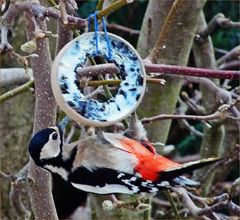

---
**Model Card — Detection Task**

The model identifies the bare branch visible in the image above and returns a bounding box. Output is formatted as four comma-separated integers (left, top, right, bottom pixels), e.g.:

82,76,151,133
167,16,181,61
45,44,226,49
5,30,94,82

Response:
141,99,240,124
172,186,240,218
10,164,31,220
180,119,204,137
195,13,240,42
0,1,86,53
144,63,240,80
215,48,228,55
77,63,120,78
0,79,34,104
108,23,140,35
75,62,240,84
0,1,86,41
0,25,12,51
141,112,220,124
1,164,30,219
218,60,240,70
96,0,134,19
217,46,240,67
0,68,32,86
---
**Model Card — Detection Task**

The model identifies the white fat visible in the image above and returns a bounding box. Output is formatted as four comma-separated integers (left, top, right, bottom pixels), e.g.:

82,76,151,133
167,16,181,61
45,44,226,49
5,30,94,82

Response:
71,183,134,195
44,165,68,180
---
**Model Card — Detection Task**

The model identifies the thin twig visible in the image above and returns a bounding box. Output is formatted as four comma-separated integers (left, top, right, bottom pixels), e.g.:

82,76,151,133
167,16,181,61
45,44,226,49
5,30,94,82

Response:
108,23,140,35
180,119,204,137
0,79,34,104
164,190,181,220
83,78,165,87
141,112,219,124
141,99,240,124
218,60,240,70
217,46,240,67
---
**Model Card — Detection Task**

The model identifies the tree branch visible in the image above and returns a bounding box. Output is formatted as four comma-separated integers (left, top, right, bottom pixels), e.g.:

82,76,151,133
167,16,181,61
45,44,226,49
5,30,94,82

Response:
77,62,240,80
218,60,240,70
1,164,30,220
0,79,34,104
171,186,240,218
107,23,140,35
96,0,134,19
77,63,120,78
141,99,240,124
0,0,86,52
144,63,240,80
0,68,31,86
217,46,240,67
195,13,240,43
1,1,87,28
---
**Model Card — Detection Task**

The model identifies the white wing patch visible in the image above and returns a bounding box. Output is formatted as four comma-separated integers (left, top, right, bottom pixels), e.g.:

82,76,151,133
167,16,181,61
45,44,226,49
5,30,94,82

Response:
71,183,135,194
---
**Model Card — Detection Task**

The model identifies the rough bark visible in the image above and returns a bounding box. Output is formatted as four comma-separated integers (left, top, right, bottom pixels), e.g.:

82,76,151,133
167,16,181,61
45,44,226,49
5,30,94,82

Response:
25,11,58,220
138,0,207,144
192,11,225,195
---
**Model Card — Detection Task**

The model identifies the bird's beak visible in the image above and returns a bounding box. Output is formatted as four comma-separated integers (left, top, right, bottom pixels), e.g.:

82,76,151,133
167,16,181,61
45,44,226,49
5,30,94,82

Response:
57,116,70,133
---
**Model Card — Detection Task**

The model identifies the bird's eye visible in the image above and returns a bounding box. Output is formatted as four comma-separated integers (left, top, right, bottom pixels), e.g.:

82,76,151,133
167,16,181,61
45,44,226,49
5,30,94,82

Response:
52,132,58,140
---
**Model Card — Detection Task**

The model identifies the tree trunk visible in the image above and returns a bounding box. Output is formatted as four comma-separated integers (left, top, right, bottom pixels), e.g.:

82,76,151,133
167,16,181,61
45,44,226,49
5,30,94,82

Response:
138,0,207,145
25,12,58,220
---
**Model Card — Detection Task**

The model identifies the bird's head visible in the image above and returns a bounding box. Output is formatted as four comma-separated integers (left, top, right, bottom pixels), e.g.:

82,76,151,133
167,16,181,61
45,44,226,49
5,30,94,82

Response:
28,116,69,166
28,127,62,166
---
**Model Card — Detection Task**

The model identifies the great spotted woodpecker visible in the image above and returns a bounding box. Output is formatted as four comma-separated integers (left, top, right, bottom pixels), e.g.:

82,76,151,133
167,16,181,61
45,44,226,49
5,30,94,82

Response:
29,115,219,195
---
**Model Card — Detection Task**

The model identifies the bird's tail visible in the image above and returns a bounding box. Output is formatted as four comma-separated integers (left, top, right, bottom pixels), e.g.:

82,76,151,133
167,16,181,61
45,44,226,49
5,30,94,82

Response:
159,157,221,183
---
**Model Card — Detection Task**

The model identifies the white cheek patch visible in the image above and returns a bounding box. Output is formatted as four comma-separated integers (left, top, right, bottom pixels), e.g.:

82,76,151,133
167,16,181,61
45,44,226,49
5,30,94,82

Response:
40,140,61,160
71,183,134,195
44,165,68,180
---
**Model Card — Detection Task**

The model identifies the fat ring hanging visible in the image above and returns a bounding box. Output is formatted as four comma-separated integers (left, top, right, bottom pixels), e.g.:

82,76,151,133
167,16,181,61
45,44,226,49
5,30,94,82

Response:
51,32,146,127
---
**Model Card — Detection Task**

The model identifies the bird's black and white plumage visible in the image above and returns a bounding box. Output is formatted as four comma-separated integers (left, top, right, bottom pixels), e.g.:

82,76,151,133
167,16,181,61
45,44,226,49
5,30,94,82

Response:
28,116,219,195
52,173,88,219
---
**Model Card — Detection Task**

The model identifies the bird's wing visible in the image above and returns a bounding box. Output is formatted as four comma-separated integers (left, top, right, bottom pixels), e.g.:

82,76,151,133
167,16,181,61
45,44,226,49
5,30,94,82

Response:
68,166,167,194
99,132,181,181
101,132,154,156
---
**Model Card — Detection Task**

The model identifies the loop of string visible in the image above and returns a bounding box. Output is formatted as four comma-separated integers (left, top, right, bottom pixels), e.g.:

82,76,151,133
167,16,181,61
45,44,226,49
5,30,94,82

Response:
87,12,112,60
102,17,112,60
